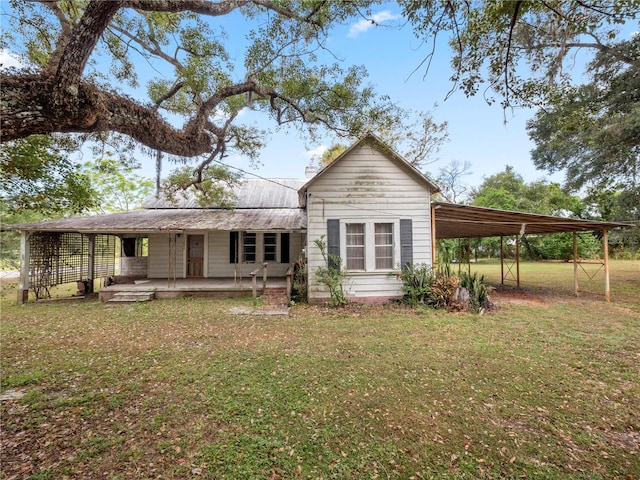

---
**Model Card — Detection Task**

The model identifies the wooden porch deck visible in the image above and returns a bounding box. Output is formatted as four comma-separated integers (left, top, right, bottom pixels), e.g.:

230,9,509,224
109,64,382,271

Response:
99,277,288,302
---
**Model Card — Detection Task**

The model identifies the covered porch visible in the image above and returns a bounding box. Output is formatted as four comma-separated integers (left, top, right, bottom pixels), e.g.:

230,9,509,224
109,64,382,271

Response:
99,276,291,303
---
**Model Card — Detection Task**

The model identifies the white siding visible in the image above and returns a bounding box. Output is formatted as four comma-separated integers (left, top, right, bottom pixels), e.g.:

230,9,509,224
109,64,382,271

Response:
306,144,433,302
148,233,185,278
147,230,304,279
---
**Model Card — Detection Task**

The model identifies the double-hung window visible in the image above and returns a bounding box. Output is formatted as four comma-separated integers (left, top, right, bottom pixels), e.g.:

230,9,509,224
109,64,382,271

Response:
264,233,277,261
243,232,256,262
346,223,365,270
374,223,394,269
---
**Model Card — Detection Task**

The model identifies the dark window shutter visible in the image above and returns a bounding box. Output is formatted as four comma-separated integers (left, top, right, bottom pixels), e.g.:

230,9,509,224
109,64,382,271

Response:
229,231,239,263
280,233,290,264
327,219,340,270
400,219,413,270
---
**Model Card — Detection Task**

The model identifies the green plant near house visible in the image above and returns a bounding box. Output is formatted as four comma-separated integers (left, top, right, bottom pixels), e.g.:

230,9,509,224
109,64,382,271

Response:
393,263,434,306
313,235,348,307
291,253,308,304
460,271,490,314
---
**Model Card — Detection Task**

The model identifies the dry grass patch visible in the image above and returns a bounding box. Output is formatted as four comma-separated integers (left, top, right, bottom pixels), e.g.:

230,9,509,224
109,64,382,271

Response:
1,261,639,479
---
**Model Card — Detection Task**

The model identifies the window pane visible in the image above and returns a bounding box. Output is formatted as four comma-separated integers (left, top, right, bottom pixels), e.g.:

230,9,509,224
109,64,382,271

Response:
264,233,277,261
346,224,365,270
375,223,393,269
243,232,256,262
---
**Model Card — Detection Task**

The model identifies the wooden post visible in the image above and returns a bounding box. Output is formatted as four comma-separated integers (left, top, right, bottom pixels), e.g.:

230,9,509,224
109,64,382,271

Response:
603,228,610,302
262,262,268,291
87,234,96,294
17,231,31,304
500,236,504,285
467,238,471,276
431,204,437,267
252,272,257,306
515,235,520,287
573,231,579,297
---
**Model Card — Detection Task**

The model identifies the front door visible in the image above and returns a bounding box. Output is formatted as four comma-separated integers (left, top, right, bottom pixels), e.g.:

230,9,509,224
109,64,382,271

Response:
187,235,204,277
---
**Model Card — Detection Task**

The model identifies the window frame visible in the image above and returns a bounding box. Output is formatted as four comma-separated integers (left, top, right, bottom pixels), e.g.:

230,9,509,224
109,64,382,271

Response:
345,223,366,271
340,220,399,272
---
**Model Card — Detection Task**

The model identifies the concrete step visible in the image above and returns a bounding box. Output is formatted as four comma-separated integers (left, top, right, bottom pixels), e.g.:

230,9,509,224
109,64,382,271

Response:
107,291,155,303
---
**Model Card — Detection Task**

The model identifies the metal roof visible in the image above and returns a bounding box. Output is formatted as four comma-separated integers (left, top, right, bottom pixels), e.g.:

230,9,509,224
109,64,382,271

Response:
143,178,305,209
432,202,631,239
4,208,306,233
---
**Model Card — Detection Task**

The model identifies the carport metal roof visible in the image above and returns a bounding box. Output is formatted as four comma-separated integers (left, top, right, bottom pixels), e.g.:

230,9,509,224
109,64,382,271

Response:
432,202,631,239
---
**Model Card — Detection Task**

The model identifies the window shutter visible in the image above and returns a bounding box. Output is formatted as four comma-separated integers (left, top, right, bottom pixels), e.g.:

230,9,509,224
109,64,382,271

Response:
327,219,340,270
229,231,239,263
400,219,413,270
280,233,290,264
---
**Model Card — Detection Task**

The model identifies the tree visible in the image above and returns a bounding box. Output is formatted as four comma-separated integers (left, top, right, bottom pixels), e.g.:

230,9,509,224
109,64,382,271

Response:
1,0,399,202
0,135,95,215
434,159,472,203
81,158,154,214
527,36,639,199
318,144,348,168
468,166,595,260
400,1,640,108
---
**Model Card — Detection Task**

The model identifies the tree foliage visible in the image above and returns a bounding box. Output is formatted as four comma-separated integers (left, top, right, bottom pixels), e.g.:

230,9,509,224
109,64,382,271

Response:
81,158,154,214
0,0,399,198
401,0,640,107
0,135,95,215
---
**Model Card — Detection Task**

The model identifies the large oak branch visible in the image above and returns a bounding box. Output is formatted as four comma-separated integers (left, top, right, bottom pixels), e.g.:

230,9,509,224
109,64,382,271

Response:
1,73,214,156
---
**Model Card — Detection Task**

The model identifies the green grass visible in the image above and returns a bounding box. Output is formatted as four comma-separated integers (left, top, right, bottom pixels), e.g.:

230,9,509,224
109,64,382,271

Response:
1,261,638,479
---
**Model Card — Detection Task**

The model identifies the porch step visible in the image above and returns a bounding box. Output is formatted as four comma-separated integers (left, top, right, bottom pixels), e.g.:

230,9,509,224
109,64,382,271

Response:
261,287,289,307
107,291,155,303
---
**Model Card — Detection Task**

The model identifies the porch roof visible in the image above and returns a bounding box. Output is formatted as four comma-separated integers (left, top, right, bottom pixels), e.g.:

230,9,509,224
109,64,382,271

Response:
4,208,306,234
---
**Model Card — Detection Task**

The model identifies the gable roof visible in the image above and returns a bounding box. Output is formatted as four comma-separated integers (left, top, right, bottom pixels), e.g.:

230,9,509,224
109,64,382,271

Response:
298,132,440,206
143,178,305,209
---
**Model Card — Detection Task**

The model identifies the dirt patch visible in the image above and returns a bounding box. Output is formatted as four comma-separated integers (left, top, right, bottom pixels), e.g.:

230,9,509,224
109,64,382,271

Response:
488,285,548,306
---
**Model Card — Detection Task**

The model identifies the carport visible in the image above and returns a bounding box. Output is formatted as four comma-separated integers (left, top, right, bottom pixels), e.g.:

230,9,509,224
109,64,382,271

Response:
431,202,632,302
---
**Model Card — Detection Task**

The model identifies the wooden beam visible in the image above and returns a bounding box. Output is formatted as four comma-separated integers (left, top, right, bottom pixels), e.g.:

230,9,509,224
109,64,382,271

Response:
87,234,96,294
515,234,520,287
603,228,610,302
17,231,31,304
573,231,579,297
431,204,437,267
500,236,504,285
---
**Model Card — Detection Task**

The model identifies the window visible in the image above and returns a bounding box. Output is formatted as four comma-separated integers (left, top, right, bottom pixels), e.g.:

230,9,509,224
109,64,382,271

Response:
346,223,365,270
264,233,277,261
375,223,394,269
243,232,256,262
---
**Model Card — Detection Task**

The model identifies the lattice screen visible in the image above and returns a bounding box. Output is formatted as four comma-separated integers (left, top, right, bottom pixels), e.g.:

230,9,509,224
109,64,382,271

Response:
29,233,116,298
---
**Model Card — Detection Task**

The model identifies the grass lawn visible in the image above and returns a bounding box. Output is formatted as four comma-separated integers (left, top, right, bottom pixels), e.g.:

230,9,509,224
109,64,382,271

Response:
1,260,638,479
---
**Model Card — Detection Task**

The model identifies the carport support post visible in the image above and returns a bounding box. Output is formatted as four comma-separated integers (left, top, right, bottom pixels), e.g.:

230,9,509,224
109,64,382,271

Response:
87,234,96,294
573,231,579,297
431,204,437,267
17,231,31,304
500,236,504,285
604,228,610,303
515,235,520,287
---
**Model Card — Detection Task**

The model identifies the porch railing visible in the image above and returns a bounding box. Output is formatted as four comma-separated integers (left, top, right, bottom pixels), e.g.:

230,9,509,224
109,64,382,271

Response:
250,262,268,306
285,265,294,303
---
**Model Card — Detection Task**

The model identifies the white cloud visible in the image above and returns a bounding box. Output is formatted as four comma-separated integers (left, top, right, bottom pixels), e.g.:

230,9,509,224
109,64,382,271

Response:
347,10,399,38
0,50,23,70
305,144,328,162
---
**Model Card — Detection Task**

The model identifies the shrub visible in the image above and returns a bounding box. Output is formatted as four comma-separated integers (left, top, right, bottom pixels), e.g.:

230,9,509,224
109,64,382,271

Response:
313,235,347,307
394,263,434,306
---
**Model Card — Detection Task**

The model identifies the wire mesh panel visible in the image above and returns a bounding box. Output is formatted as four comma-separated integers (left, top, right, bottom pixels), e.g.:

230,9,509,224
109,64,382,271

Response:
29,233,116,298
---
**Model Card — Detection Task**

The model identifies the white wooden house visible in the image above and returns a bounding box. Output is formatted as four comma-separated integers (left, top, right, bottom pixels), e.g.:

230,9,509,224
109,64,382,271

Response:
300,134,439,303
8,132,625,304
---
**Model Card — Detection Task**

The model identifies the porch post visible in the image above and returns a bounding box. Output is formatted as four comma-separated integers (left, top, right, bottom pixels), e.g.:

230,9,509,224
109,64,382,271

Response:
17,231,31,304
573,231,579,297
87,234,96,294
500,236,504,285
603,228,610,303
430,204,437,267
515,234,520,287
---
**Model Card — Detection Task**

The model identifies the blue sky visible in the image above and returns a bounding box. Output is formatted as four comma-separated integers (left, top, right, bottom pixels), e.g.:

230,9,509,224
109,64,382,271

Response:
153,4,561,189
